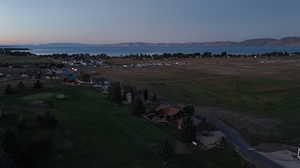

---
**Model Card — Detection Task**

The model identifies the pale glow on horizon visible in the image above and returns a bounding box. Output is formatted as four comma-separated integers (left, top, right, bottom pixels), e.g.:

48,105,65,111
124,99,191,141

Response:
1,0,300,45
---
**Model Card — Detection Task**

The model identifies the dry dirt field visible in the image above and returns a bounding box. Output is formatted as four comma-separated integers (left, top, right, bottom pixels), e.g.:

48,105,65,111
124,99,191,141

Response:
84,57,300,145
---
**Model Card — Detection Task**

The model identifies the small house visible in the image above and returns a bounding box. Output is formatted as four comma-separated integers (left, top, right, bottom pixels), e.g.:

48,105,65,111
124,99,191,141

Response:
152,104,184,129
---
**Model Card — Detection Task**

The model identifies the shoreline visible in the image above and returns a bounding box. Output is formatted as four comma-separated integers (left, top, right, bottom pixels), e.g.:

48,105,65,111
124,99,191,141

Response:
17,45,300,56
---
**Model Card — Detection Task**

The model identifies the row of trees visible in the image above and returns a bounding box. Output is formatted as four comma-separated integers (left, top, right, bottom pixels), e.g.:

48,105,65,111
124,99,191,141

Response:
109,81,155,102
109,82,150,116
0,48,34,56
4,80,43,95
42,53,110,62
37,51,300,64
119,51,298,60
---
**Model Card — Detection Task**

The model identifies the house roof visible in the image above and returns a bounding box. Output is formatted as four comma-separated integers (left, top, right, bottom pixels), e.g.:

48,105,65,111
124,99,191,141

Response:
155,104,171,112
162,107,180,116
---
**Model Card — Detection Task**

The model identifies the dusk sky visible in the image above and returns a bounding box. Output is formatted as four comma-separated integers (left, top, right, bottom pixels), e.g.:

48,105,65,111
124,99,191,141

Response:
1,0,300,44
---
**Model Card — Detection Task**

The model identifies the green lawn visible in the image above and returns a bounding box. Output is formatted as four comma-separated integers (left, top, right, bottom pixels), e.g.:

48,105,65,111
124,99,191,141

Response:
21,92,56,101
144,77,300,144
149,77,300,119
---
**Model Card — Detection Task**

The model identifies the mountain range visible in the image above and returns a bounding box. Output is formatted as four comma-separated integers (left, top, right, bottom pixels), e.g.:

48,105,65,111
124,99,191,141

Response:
23,36,300,48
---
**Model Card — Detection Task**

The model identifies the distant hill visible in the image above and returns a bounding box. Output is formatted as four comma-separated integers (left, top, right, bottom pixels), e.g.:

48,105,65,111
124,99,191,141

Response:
108,37,300,47
30,43,99,48
238,37,300,46
272,37,300,46
239,38,278,46
20,36,300,48
102,37,300,47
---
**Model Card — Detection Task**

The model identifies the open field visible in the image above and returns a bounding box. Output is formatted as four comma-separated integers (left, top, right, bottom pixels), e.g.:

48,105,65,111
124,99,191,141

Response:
0,86,241,168
86,57,300,145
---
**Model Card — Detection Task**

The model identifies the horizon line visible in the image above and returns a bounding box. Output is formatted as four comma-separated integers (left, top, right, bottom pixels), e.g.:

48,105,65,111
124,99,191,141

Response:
1,36,300,46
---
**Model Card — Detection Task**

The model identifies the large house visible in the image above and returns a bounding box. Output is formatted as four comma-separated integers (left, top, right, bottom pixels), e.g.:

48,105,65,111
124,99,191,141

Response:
147,104,184,129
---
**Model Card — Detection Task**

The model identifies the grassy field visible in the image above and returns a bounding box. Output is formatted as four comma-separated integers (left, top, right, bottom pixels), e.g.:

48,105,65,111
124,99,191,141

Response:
149,76,300,144
88,57,300,145
0,86,241,168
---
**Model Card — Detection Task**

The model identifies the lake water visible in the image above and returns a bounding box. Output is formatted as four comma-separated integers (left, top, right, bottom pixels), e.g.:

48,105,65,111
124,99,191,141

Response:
28,46,300,56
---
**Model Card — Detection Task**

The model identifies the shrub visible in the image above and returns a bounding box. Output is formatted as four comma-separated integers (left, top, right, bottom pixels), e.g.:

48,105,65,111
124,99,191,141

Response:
80,73,91,82
4,84,13,95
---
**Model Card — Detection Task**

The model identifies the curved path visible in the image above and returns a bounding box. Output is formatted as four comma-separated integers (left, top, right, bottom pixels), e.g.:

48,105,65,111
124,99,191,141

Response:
195,111,283,168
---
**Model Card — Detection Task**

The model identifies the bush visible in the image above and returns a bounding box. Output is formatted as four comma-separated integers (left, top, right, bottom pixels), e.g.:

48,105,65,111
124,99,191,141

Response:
4,84,13,95
80,73,91,82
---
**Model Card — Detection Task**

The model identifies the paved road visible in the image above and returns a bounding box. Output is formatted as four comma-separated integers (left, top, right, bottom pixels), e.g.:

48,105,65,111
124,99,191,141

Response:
196,111,283,168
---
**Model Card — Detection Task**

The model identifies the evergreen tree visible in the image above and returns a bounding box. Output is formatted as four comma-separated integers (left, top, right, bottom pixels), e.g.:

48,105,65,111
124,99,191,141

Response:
221,51,227,57
181,117,196,142
18,81,25,90
130,87,137,102
152,93,157,102
132,97,146,116
33,80,43,89
111,82,122,104
144,89,149,101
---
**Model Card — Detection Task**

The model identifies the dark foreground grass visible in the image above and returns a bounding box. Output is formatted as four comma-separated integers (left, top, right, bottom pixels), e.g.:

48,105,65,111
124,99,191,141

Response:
0,86,241,168
34,87,167,168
